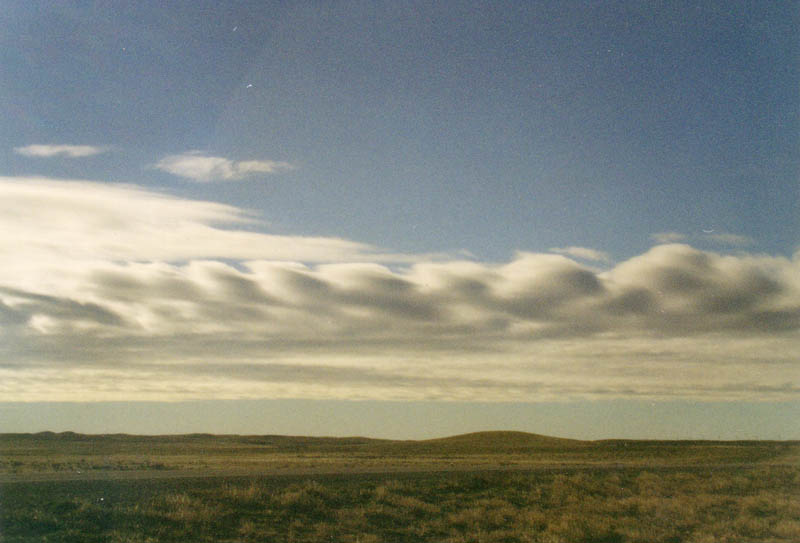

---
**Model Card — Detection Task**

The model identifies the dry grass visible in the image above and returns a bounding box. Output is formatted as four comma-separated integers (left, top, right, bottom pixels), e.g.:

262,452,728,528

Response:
2,432,798,542
5,466,798,542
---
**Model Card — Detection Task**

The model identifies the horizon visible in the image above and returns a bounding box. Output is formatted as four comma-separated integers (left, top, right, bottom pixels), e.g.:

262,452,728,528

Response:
7,428,800,443
1,2,798,439
2,399,798,441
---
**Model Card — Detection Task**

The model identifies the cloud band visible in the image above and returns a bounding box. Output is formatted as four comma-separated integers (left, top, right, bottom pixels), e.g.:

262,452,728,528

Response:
1,176,798,402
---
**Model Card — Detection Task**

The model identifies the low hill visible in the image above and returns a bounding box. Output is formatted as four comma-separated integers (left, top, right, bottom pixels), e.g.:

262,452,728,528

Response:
413,431,586,452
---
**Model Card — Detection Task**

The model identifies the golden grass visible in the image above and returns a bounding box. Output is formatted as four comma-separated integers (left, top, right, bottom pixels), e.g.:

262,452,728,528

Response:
2,431,798,542
4,466,799,542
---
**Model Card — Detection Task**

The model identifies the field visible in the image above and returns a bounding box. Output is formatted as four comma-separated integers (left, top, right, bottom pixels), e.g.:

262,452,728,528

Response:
1,432,799,542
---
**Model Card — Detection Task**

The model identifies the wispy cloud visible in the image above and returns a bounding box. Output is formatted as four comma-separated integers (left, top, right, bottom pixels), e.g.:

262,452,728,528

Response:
549,246,610,263
703,231,754,246
652,230,754,247
651,231,686,243
1,177,798,403
155,151,294,181
14,144,108,158
0,176,385,264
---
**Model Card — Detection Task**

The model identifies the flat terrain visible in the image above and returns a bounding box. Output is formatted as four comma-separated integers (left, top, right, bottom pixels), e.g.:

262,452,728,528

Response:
3,430,797,479
1,432,799,542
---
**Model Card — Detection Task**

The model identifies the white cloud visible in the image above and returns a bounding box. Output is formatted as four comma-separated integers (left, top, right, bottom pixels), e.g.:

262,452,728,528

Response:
549,246,611,263
2,247,798,402
0,176,387,267
14,144,108,158
651,231,686,243
155,151,294,181
1,176,798,403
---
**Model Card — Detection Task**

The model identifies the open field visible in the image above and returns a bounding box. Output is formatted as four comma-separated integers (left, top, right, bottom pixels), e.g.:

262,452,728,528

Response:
1,432,799,542
2,431,798,476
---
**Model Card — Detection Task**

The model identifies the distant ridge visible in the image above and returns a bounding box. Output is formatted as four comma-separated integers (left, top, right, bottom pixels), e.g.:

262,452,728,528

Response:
4,431,582,454
3,431,798,468
405,431,586,453
423,431,583,446
9,431,794,452
9,430,578,444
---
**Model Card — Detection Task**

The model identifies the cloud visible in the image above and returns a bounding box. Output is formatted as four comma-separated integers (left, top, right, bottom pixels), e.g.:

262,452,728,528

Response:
652,230,754,248
14,144,108,158
703,232,754,246
0,176,396,265
1,176,798,402
651,231,686,243
601,244,798,333
155,151,294,181
549,246,611,263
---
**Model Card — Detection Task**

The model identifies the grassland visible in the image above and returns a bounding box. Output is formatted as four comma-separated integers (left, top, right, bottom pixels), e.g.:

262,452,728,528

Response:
1,431,798,542
2,431,797,475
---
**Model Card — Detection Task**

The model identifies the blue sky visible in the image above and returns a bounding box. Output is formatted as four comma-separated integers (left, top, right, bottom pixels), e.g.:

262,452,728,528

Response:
1,2,798,438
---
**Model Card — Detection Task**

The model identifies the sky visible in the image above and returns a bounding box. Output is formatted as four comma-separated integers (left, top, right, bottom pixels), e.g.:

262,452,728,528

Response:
0,1,798,439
